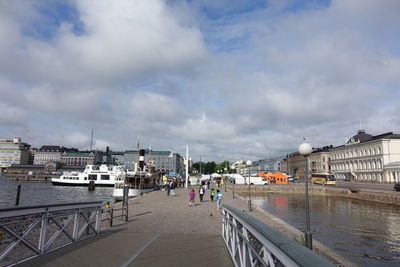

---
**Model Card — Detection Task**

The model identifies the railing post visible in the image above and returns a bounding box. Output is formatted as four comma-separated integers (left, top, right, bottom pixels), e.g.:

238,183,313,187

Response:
72,210,80,241
38,212,48,254
95,207,101,233
110,208,114,227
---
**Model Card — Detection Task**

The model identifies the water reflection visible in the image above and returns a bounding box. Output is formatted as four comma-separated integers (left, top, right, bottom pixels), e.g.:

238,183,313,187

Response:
253,194,400,266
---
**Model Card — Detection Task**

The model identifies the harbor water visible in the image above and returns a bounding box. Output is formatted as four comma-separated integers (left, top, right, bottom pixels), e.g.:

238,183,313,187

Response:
0,176,114,209
253,194,400,266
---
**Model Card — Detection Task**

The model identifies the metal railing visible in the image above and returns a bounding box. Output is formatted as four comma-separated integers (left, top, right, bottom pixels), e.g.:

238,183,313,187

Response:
0,201,103,266
102,205,128,227
222,205,335,267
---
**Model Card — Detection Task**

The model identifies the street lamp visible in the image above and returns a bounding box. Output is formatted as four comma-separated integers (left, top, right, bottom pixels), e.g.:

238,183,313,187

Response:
246,160,252,211
298,142,313,250
224,167,227,192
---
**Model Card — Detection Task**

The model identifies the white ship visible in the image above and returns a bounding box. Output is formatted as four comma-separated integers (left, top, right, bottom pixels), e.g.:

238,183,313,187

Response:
51,164,126,187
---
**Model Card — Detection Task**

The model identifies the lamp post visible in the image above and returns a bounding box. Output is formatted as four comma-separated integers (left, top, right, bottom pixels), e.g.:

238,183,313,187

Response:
298,142,313,250
246,160,252,211
224,167,227,192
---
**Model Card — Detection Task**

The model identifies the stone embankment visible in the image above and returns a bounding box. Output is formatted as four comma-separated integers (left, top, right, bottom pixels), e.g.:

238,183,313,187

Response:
227,183,400,205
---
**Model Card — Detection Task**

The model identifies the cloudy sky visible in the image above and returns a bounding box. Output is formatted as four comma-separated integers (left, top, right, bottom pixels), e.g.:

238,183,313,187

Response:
1,0,399,162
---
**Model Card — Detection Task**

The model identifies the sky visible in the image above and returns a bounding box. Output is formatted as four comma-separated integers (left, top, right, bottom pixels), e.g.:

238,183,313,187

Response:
1,0,400,162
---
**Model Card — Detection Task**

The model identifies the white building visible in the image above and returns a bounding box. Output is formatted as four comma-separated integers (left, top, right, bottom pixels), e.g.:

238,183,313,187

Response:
0,138,30,170
330,130,400,183
308,146,332,174
33,146,64,165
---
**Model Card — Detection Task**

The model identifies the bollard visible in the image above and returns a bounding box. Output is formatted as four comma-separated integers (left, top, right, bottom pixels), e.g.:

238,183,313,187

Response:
15,185,21,206
110,208,113,227
88,180,95,191
122,185,129,207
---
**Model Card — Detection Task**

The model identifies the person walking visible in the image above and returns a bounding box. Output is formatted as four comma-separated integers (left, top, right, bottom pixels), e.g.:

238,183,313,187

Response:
199,186,205,202
210,188,215,202
215,189,222,210
189,189,195,207
170,182,176,196
167,181,171,196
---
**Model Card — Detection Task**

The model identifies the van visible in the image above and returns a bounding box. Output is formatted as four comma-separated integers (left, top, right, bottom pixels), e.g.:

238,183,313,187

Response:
248,176,269,185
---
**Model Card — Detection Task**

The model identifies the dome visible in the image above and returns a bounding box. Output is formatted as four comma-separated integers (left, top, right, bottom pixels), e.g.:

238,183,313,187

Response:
347,130,373,144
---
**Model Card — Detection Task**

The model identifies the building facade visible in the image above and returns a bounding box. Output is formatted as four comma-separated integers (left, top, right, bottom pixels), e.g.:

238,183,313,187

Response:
281,152,307,178
34,146,64,165
330,130,400,183
0,138,30,170
123,150,184,174
308,146,332,174
61,151,97,166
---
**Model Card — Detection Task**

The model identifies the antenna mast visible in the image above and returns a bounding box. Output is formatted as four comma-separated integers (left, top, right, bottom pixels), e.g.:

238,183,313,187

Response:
90,129,93,151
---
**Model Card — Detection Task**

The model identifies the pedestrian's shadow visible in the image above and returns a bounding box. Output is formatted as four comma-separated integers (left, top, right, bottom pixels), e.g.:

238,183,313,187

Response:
194,203,201,206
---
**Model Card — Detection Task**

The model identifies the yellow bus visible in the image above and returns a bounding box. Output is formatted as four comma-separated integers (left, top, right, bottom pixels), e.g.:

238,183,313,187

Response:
310,173,336,185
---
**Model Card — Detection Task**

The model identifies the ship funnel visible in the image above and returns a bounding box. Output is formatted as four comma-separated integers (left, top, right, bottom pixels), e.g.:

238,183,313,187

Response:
139,149,145,171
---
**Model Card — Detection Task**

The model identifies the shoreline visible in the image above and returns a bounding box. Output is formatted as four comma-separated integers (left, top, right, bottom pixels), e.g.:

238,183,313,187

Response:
227,183,400,206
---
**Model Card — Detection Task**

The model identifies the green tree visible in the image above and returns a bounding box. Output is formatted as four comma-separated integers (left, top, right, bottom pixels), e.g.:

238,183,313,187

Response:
216,160,231,173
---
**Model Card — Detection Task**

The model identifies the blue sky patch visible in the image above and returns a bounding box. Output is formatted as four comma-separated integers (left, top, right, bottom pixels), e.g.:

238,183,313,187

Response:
23,1,85,40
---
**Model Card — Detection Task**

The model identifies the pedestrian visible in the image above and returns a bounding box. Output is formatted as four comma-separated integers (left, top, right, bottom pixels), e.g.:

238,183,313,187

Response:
199,186,205,202
189,189,195,207
207,180,210,189
215,189,222,210
167,181,171,196
210,188,215,202
170,182,176,196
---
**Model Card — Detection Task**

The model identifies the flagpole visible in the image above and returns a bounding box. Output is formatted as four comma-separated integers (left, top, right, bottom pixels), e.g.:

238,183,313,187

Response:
185,145,189,188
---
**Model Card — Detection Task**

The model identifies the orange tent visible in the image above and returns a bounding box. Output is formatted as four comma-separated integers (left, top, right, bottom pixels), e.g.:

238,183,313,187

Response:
263,172,274,182
272,172,288,184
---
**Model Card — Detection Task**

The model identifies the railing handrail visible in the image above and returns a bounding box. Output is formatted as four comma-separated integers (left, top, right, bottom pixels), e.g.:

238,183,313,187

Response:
0,201,104,265
222,204,335,267
0,201,103,219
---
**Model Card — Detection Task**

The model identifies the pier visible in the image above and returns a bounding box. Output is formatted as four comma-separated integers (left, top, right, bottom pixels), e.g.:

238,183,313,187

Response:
5,185,342,267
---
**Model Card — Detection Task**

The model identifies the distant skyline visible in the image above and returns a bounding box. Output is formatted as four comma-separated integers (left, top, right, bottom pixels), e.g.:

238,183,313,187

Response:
1,0,399,162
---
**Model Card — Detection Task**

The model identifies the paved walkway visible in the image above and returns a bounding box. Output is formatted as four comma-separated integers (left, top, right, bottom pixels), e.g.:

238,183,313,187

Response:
20,185,233,267
18,183,349,266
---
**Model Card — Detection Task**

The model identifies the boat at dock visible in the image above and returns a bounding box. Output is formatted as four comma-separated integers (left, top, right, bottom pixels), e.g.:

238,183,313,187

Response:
113,148,158,200
113,170,157,200
51,164,126,187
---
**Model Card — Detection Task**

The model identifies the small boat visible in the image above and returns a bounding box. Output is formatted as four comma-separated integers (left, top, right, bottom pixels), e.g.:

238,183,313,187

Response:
51,164,126,187
113,148,158,200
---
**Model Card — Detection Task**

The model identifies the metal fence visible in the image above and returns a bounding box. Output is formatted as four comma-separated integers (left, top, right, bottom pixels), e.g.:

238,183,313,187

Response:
0,201,103,266
222,205,335,267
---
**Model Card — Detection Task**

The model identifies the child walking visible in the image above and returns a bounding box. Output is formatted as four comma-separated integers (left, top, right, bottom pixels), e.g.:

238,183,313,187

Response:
210,188,215,202
189,189,195,207
215,189,222,210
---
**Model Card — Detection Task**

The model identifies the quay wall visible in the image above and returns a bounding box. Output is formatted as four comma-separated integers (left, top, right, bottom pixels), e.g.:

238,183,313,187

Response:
227,184,400,205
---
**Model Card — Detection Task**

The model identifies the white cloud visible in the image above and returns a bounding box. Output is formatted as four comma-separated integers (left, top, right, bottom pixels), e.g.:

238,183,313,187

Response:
0,0,400,162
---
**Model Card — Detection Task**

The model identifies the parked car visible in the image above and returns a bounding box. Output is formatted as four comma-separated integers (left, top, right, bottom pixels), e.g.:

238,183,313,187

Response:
394,183,400,191
289,177,299,183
